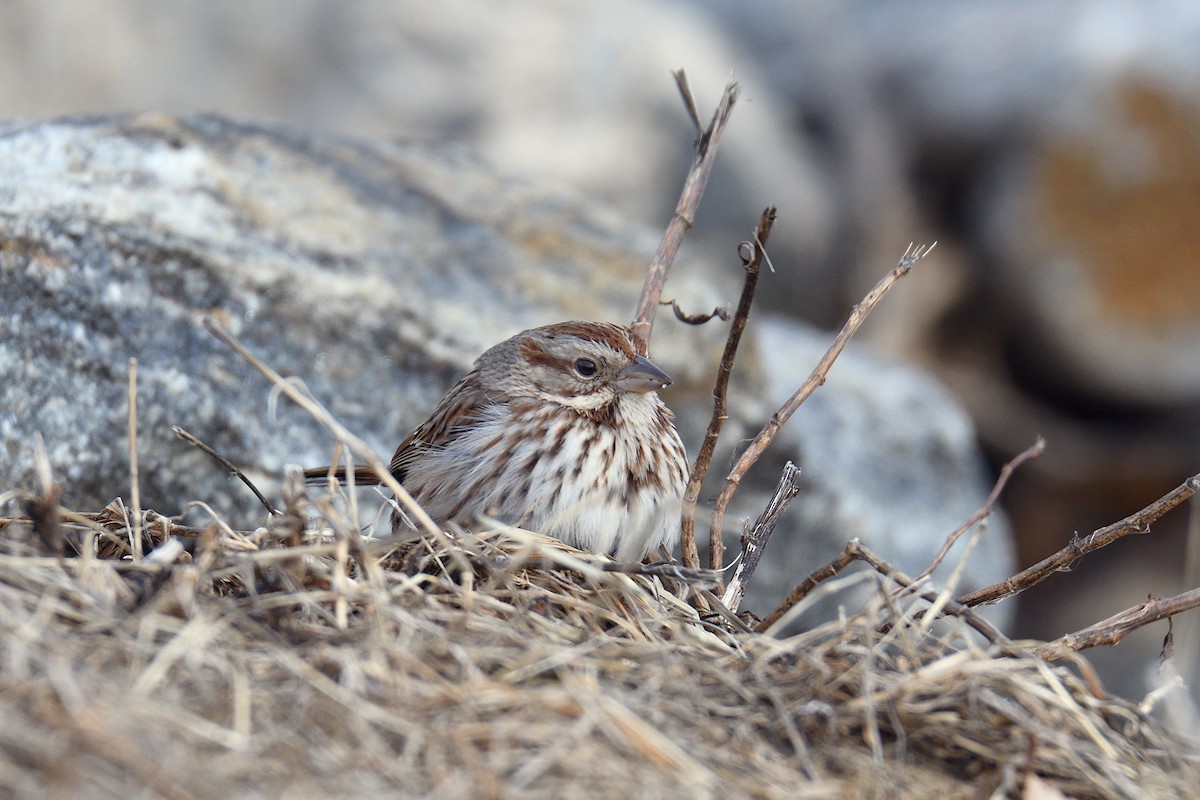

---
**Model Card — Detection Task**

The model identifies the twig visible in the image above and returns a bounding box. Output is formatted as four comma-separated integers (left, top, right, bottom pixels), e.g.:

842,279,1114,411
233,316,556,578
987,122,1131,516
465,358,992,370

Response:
672,69,703,140
483,555,722,591
958,472,1200,607
599,559,721,588
631,77,740,354
173,426,281,515
842,541,1008,644
1035,587,1200,658
912,437,1044,583
681,207,777,570
756,538,1007,645
663,300,730,325
127,358,144,560
756,545,858,632
708,243,933,572
721,461,800,612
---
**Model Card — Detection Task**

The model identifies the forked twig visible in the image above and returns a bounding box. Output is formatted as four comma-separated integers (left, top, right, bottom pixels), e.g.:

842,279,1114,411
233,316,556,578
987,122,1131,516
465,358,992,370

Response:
958,472,1200,607
756,538,1005,644
721,461,801,612
1035,587,1200,658
173,426,281,515
708,243,933,572
484,555,722,590
680,207,777,569
912,437,1044,584
631,76,740,354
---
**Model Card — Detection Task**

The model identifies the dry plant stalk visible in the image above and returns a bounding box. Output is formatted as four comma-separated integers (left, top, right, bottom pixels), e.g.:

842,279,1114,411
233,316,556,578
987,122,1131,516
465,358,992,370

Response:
755,537,1007,644
630,73,739,354
912,437,1045,583
959,471,1200,607
173,425,280,515
1038,586,1200,657
720,460,800,612
679,206,777,570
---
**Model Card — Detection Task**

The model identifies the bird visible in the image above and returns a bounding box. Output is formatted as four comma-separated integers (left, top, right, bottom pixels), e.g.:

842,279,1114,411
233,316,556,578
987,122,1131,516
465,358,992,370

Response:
304,321,689,562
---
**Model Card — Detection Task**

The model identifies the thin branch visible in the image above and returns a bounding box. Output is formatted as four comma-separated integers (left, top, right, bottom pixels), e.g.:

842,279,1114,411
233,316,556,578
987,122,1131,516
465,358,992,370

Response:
721,461,801,612
958,472,1200,607
681,207,777,570
756,544,857,633
663,300,730,325
845,541,1009,643
127,358,144,560
631,77,740,354
708,243,933,572
696,589,754,634
173,425,281,515
755,537,1006,644
1035,587,1200,658
912,437,1044,583
482,555,722,591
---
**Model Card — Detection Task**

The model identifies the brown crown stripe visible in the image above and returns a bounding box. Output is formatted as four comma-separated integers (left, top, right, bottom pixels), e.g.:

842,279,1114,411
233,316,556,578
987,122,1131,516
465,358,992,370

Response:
535,321,637,359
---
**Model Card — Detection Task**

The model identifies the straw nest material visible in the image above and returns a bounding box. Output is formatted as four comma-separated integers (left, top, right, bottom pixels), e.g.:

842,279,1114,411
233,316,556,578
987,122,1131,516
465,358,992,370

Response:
0,479,1197,800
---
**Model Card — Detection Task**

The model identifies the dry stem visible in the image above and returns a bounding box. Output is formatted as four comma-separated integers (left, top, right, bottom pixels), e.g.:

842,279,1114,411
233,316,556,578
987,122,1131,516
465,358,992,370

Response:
912,437,1044,583
959,472,1200,607
630,76,740,354
720,461,800,612
680,206,777,569
664,300,730,325
756,537,1006,644
173,425,280,516
1037,587,1200,657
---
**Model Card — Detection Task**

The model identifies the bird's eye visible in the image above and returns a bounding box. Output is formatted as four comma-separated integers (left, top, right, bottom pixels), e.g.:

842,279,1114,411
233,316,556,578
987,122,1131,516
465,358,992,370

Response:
574,358,598,377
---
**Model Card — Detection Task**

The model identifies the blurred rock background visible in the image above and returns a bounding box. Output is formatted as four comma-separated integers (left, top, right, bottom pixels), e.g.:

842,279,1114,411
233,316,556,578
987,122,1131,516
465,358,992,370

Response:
1,0,1198,701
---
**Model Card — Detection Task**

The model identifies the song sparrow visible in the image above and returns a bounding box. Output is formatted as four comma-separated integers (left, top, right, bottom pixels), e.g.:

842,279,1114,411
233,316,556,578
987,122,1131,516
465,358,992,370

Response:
306,321,689,561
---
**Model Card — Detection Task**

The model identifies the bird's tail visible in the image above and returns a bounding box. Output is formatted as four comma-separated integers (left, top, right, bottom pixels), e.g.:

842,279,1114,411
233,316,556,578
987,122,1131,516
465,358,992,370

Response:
301,465,385,486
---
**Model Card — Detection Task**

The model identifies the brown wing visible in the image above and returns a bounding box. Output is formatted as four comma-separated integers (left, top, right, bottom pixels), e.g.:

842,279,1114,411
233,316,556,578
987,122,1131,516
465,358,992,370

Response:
387,371,491,484
303,370,492,488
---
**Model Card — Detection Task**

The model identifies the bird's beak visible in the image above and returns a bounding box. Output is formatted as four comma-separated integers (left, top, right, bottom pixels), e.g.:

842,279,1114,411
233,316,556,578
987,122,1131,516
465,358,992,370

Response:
614,355,672,393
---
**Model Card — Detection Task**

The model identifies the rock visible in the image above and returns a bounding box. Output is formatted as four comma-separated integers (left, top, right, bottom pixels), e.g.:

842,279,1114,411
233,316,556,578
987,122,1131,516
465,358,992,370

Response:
0,0,836,322
981,83,1200,407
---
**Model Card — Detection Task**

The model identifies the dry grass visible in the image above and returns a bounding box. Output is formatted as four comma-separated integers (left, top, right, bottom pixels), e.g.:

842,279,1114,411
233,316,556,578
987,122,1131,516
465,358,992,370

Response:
0,482,1197,800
